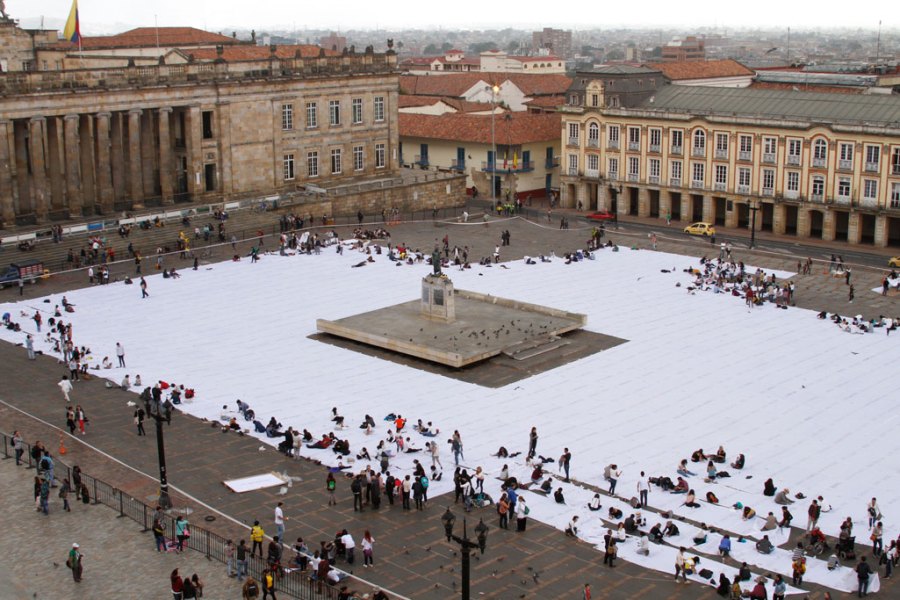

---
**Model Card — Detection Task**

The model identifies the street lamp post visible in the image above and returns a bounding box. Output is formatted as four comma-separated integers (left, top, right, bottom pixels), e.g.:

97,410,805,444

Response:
441,508,488,600
748,199,760,249
488,84,500,202
144,395,172,509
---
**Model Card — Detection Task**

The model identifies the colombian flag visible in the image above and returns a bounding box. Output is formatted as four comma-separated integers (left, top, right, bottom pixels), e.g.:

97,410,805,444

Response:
63,0,81,43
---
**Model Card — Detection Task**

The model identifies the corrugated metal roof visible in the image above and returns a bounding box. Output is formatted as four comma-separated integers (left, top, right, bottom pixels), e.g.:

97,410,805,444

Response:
638,85,900,126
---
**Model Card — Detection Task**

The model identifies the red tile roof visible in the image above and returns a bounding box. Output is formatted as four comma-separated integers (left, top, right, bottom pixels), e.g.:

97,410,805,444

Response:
398,96,498,113
188,45,339,62
523,95,566,108
509,55,562,63
748,81,865,94
399,112,560,145
400,73,572,98
398,95,444,108
42,27,240,50
644,59,754,80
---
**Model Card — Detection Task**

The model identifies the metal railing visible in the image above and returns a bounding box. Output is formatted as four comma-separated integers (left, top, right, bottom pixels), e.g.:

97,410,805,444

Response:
0,430,363,600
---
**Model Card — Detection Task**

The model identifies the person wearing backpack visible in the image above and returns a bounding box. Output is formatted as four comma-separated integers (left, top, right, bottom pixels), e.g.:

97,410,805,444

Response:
326,472,337,506
351,476,363,512
384,472,395,505
242,576,260,599
420,475,430,506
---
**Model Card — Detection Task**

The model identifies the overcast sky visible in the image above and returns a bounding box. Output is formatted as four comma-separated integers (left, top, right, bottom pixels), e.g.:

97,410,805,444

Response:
12,0,897,33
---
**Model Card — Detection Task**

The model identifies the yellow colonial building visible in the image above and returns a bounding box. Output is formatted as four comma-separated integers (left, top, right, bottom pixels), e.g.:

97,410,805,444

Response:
560,67,900,247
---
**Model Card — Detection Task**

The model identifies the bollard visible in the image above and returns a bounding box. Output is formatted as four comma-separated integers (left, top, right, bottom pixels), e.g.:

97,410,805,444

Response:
118,489,125,517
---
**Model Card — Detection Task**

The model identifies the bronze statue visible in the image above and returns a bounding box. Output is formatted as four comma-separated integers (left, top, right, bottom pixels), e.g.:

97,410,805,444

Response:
431,247,442,276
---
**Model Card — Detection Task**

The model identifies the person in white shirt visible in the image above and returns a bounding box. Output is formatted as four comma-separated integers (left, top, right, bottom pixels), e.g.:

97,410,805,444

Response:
340,530,356,565
274,502,286,542
637,471,650,507
58,376,73,402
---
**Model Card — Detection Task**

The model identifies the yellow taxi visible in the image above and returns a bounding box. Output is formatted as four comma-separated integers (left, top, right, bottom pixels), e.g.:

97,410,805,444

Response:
683,222,716,237
889,257,900,268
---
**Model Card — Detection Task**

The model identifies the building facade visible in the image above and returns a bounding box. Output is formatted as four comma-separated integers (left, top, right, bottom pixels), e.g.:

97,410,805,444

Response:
559,76,900,247
532,28,573,59
0,38,405,227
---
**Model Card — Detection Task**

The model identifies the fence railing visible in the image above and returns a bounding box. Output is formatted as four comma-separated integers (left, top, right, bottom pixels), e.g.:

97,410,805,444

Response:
0,430,374,600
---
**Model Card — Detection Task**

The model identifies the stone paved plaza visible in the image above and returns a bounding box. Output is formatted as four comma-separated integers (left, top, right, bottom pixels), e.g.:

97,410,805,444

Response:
1,208,896,600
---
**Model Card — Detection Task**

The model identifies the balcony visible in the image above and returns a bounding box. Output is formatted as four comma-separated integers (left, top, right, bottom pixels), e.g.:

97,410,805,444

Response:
786,155,801,166
482,161,535,173
838,159,853,171
450,159,466,171
865,162,879,173
628,141,640,151
715,149,728,160
587,138,599,148
738,151,751,161
691,180,705,189
649,144,661,153
860,196,879,208
585,168,600,179
670,177,681,187
810,193,824,202
567,167,578,176
835,195,851,205
607,139,620,150
784,190,799,200
567,137,580,147
545,157,560,169
670,145,683,156
737,184,750,194
714,182,727,191
812,157,826,168
762,153,776,164
627,173,640,182
608,171,619,181
414,155,429,167
692,147,706,157
649,175,660,185
762,187,774,197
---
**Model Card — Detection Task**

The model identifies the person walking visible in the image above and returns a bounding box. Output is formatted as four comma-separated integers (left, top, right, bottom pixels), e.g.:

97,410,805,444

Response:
116,342,126,368
867,498,881,529
58,375,73,402
849,284,855,303
135,407,146,435
67,543,83,583
25,334,35,360
140,277,149,298
242,576,260,599
637,471,649,507
261,568,277,600
74,405,87,435
498,492,510,530
528,427,538,460
451,430,464,465
351,475,364,512
429,440,443,469
274,502,286,542
362,530,375,567
59,477,72,512
806,499,821,531
236,540,249,581
675,547,687,583
175,515,190,553
856,556,872,597
250,521,265,557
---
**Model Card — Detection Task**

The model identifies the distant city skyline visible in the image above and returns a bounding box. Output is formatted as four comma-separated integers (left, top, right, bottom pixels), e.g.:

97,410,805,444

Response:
12,0,898,34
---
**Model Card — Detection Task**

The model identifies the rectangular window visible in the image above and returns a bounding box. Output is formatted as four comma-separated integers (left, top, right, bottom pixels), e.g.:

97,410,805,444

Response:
863,179,878,199
628,126,640,145
283,154,295,181
374,96,385,122
351,98,363,124
628,156,639,176
787,138,801,158
649,158,660,178
608,157,619,177
608,125,619,143
837,177,851,198
715,164,727,184
892,148,900,174
763,137,777,156
865,145,880,171
331,148,342,174
307,151,319,177
840,143,854,161
738,167,751,187
786,171,799,192
375,143,386,169
306,102,318,128
649,128,661,149
567,153,578,175
202,111,214,139
568,122,580,145
811,176,825,197
715,133,728,152
590,93,599,107
587,154,599,171
353,145,364,171
891,182,900,208
692,162,705,184
739,135,752,154
329,100,341,126
762,169,775,190
670,129,683,151
281,104,293,131
670,160,682,181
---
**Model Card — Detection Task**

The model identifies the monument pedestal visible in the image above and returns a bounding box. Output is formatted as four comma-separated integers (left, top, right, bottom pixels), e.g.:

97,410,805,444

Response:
421,275,455,322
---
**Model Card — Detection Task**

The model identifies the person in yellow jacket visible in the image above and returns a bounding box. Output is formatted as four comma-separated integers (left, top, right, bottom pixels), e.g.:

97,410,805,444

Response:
251,520,265,557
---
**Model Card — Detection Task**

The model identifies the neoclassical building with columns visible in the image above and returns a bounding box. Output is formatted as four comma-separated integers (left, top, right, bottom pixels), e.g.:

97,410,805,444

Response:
0,21,407,227
559,69,900,247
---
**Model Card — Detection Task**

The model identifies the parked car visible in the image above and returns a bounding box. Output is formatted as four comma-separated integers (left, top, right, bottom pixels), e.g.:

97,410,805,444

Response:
683,222,716,237
889,257,900,268
0,260,47,288
585,210,616,222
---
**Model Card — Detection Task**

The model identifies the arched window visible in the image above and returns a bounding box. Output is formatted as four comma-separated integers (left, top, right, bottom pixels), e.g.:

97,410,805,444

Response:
588,122,600,143
813,139,828,161
693,129,706,152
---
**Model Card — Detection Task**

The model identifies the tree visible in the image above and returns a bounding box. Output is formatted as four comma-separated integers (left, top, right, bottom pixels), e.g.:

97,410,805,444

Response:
506,40,520,53
469,41,499,54
606,49,625,61
441,42,454,53
424,43,440,55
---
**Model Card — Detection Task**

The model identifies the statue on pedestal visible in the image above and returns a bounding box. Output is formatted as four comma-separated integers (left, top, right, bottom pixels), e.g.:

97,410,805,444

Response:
431,247,442,276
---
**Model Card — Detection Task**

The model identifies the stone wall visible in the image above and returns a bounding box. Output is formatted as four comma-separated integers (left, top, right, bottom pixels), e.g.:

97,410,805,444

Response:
0,21,35,72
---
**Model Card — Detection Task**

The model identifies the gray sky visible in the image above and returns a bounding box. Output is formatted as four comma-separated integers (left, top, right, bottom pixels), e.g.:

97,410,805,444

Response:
12,0,896,33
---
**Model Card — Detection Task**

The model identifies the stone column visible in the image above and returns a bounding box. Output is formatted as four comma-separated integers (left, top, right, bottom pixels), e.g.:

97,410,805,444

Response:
78,113,96,214
141,110,156,199
158,108,174,204
616,189,628,216
822,210,835,242
680,195,690,221
63,115,83,216
0,121,15,226
702,195,714,223
110,112,125,206
46,117,66,212
658,189,671,221
797,207,811,238
185,106,203,197
127,109,144,208
94,112,114,213
637,187,650,217
873,215,887,248
773,204,786,235
846,212,861,244
725,201,739,228
28,117,49,221
597,184,609,212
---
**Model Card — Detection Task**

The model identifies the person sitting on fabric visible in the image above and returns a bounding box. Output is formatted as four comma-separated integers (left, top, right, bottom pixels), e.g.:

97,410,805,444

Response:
539,477,553,494
608,507,623,520
761,512,778,531
356,447,371,461
636,534,650,556
588,494,602,511
672,477,689,494
774,488,794,505
731,453,745,470
307,435,333,449
711,446,727,464
706,461,718,480
683,490,700,508
358,414,376,430
565,516,579,536
763,478,776,496
677,459,696,477
332,439,350,455
553,487,565,504
756,535,774,554
719,534,732,558
779,506,794,528
738,563,752,581
691,449,707,463
624,514,637,534
742,506,757,520
663,520,680,537
530,465,544,484
228,417,241,431
649,523,664,543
